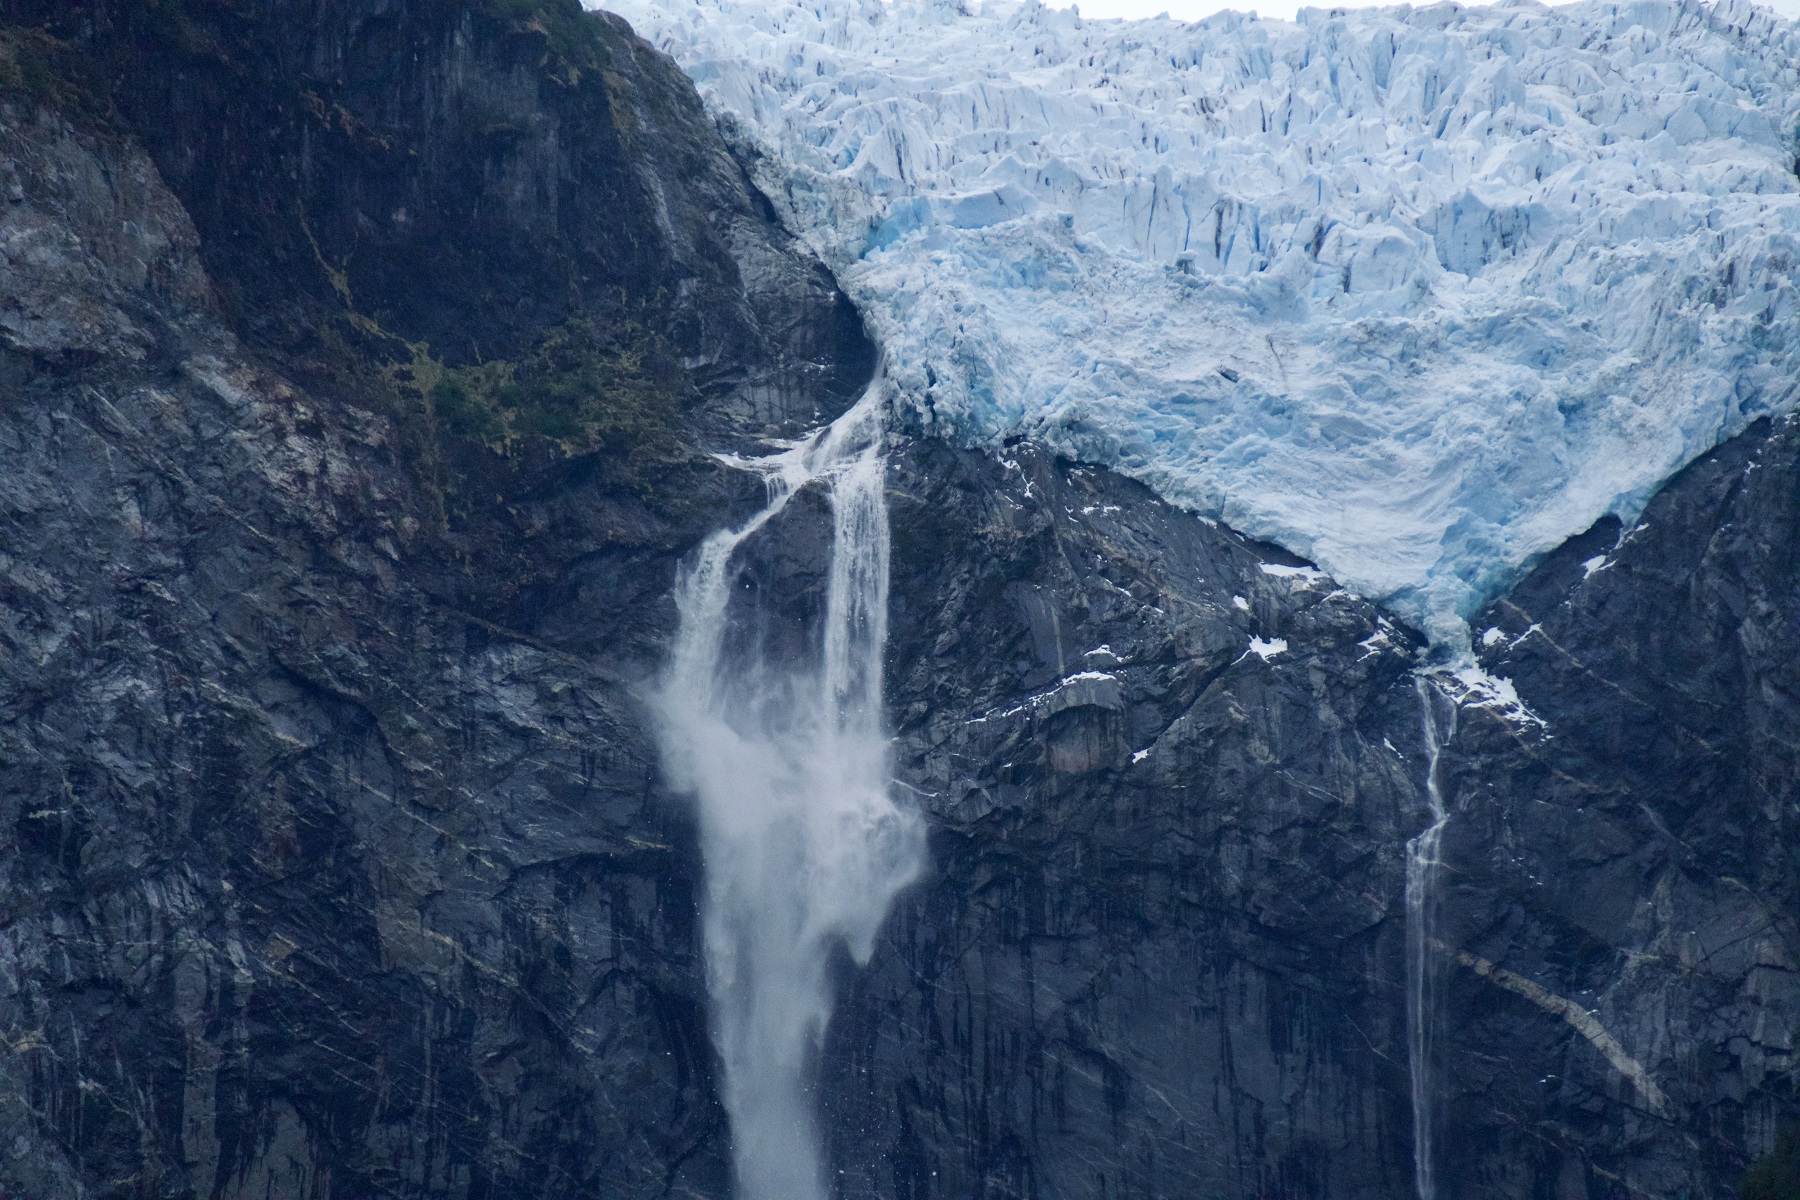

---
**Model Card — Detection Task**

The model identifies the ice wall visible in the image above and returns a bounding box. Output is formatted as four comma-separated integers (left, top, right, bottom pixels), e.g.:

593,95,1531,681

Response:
598,0,1800,646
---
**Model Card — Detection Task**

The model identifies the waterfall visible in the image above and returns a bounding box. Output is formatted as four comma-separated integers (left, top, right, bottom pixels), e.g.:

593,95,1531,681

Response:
1406,675,1456,1200
657,383,925,1200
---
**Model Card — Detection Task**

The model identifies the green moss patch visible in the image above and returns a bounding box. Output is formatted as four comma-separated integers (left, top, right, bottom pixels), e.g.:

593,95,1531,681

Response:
478,0,616,80
0,25,117,128
410,318,682,464
1745,1129,1800,1200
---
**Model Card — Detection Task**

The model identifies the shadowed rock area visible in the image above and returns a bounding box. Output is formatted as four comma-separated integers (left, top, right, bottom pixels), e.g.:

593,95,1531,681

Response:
830,441,1427,1199
0,3,867,1195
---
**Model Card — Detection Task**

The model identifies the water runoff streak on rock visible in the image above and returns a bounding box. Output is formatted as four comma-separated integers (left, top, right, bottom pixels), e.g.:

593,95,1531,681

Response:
1406,675,1458,1200
658,384,924,1200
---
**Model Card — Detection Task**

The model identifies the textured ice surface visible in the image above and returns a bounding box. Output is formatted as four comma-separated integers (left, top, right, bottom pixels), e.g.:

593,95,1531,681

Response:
597,0,1800,645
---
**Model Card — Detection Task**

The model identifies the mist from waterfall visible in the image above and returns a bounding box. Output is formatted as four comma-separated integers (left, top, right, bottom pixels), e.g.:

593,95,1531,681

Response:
1407,675,1457,1200
657,384,924,1200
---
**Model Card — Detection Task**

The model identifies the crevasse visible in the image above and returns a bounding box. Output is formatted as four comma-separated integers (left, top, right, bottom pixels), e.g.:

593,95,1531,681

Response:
597,0,1800,647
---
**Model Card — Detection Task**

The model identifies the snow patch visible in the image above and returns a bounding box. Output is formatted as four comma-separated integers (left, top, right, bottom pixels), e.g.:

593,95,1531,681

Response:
1248,636,1289,661
1359,621,1398,660
971,669,1125,724
1260,563,1330,586
1438,664,1546,730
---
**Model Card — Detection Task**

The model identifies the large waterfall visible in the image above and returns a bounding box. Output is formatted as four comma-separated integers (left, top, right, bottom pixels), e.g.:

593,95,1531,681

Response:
657,384,925,1200
1406,676,1457,1200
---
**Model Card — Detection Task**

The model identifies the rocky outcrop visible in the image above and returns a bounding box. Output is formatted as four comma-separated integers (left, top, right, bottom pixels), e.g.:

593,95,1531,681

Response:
0,5,868,1196
1450,416,1800,1198
827,440,1428,1199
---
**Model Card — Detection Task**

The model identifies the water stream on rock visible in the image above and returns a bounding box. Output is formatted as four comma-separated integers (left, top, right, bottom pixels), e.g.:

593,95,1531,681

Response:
657,384,924,1200
1407,675,1457,1200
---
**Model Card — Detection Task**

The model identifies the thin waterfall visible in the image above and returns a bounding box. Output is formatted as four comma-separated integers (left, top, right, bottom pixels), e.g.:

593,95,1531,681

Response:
1406,674,1456,1200
657,383,924,1200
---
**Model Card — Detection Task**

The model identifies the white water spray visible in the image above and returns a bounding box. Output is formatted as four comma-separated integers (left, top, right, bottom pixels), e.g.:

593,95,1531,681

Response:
657,384,924,1200
1406,675,1456,1200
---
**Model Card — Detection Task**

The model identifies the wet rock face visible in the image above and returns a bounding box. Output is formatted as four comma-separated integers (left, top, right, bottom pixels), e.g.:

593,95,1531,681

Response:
1450,416,1800,1198
824,440,1430,1200
813,421,1800,1200
0,5,871,1195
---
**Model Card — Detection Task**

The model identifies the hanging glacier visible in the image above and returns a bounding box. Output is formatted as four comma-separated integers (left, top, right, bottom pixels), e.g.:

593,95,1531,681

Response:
593,0,1800,646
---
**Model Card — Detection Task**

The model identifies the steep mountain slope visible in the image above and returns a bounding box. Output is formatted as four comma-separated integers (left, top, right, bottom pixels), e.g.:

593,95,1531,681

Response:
1449,415,1800,1197
808,422,1800,1199
0,3,867,1195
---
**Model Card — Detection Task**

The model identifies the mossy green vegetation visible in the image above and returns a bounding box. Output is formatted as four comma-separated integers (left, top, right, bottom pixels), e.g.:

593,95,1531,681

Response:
297,195,685,502
0,29,52,95
290,305,689,543
1745,1130,1800,1200
0,25,116,127
414,319,681,461
478,0,615,80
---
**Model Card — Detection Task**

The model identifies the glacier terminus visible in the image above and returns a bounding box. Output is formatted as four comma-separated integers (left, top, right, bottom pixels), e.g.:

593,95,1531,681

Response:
594,0,1800,648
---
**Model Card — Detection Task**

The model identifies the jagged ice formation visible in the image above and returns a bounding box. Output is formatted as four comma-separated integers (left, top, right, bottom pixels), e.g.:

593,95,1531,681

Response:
594,0,1800,645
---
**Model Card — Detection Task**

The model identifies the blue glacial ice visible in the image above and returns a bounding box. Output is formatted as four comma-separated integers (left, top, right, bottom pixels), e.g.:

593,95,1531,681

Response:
594,0,1800,646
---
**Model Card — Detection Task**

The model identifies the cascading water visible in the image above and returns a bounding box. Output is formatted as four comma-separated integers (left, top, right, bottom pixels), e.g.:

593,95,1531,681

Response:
657,383,924,1200
1406,675,1456,1200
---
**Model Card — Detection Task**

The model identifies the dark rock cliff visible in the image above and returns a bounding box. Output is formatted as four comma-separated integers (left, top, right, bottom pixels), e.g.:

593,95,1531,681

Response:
0,3,867,1196
20,0,870,407
828,442,1426,1200
813,420,1800,1200
0,4,1794,1199
1447,417,1800,1198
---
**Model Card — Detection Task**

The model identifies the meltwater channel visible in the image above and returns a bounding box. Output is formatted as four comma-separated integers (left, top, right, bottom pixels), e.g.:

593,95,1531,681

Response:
657,383,924,1200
